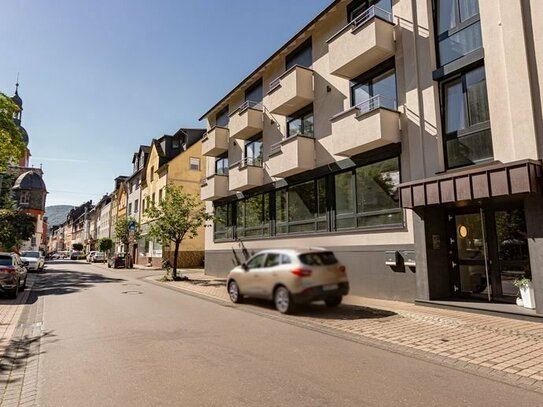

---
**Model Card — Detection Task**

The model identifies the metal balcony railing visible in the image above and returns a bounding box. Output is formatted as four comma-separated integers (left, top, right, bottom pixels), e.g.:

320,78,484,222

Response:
269,77,282,91
216,166,229,176
236,100,262,112
200,178,208,187
354,95,397,117
352,6,393,29
239,156,263,168
270,141,282,155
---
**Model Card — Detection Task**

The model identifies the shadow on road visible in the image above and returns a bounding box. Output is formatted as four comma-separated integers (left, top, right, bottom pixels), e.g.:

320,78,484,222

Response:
22,265,126,303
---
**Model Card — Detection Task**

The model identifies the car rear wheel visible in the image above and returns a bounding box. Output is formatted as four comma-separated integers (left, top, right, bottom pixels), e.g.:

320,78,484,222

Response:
228,280,242,303
325,296,342,307
274,286,294,314
8,283,19,299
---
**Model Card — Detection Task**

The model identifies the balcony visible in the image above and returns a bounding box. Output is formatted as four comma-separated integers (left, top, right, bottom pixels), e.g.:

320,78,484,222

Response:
200,173,229,201
268,135,315,178
229,101,263,140
201,126,229,157
331,95,400,157
327,6,395,79
266,66,313,116
229,157,264,191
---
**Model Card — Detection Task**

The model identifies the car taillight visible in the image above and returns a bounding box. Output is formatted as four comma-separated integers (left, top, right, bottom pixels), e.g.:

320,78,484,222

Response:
292,268,312,277
338,265,346,273
0,267,12,273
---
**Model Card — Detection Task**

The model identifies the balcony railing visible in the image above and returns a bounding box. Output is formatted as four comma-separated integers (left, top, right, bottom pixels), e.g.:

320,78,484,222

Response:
354,95,397,117
269,77,281,92
239,156,263,168
236,100,262,112
216,166,229,176
352,6,393,28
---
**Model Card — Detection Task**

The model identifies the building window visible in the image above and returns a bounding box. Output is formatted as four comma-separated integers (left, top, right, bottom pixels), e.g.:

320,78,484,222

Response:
351,60,397,111
286,38,312,70
244,137,263,166
150,166,154,182
152,193,156,205
236,194,270,238
276,178,327,235
214,204,234,241
215,155,229,175
436,0,482,66
287,107,314,139
442,65,492,168
128,203,132,216
244,80,263,104
172,139,180,149
134,199,139,213
347,0,392,22
20,191,30,205
335,157,402,229
189,157,200,171
216,107,229,128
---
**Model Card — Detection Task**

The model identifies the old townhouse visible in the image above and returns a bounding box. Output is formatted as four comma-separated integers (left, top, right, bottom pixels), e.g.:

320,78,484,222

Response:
139,128,205,267
200,0,543,315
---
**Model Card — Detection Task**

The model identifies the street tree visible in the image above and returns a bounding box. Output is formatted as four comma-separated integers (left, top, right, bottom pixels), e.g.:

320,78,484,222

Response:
144,184,211,280
98,238,113,254
0,209,36,251
0,93,25,172
114,217,140,252
72,243,84,251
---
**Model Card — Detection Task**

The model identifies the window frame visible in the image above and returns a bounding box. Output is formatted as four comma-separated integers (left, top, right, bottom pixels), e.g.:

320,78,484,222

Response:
350,58,396,108
285,37,313,70
215,154,229,176
189,157,201,171
244,136,264,167
286,105,314,139
440,64,492,169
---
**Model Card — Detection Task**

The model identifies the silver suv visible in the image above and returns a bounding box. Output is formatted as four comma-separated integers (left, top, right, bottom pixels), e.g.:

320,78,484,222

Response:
227,248,349,314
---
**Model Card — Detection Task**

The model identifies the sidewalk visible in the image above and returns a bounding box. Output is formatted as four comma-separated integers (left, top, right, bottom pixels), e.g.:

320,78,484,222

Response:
151,271,543,392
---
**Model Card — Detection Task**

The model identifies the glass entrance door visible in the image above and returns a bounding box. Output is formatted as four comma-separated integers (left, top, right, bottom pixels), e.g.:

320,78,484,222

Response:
448,207,530,302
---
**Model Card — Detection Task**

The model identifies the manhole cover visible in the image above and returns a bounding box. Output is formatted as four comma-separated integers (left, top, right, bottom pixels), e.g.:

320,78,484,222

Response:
122,290,143,295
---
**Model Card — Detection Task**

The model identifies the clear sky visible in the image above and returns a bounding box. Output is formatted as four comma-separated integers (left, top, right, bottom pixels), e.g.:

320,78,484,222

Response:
0,0,330,206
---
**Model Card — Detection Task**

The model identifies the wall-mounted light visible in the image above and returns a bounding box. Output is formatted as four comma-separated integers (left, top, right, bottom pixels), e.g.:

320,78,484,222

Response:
458,225,468,238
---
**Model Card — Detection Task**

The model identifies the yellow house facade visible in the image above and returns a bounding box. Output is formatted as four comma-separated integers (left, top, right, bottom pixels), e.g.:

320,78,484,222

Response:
138,129,206,267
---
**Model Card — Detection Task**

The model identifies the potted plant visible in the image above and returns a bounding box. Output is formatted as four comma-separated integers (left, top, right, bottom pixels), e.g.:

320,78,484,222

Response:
513,277,536,309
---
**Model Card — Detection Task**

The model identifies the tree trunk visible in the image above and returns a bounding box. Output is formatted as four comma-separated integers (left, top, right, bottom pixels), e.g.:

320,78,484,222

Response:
172,240,180,280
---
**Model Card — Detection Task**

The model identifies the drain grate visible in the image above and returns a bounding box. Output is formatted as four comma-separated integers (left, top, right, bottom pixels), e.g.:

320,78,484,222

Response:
122,290,143,295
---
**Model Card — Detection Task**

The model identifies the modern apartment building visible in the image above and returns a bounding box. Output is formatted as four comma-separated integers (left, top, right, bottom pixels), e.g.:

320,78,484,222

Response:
200,0,543,314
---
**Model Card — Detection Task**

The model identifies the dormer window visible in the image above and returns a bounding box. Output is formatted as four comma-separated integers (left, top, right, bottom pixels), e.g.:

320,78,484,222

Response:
172,139,180,149
20,191,30,205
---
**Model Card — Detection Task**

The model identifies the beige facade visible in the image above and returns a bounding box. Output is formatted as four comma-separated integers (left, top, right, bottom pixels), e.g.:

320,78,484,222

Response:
200,0,543,312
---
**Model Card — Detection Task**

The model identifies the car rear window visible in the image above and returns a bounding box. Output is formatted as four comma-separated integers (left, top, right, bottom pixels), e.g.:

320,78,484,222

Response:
299,252,338,266
0,256,13,266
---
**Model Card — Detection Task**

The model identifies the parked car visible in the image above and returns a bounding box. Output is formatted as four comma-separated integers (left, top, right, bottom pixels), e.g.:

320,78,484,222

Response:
70,251,84,260
20,250,45,272
226,248,349,314
0,252,28,298
108,253,126,269
86,251,98,262
50,253,62,260
91,252,106,263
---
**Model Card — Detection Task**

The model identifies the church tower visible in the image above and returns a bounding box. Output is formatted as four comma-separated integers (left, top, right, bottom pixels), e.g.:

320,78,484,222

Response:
11,82,30,167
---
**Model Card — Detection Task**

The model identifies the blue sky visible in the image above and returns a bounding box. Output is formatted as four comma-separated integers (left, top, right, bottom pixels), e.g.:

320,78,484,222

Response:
0,0,330,206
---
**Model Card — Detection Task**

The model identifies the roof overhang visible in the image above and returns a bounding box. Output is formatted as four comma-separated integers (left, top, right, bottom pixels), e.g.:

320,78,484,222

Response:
399,160,543,209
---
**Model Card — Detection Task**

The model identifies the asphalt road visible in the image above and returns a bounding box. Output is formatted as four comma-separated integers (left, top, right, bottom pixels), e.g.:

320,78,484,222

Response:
33,261,543,406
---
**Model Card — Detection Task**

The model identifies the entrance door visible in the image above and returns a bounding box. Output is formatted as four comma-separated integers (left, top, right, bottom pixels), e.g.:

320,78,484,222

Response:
448,207,530,302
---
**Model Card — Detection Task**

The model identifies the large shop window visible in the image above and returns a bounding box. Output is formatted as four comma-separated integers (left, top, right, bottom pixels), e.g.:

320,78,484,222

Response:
212,156,401,242
214,203,234,241
287,107,314,138
443,65,492,168
335,157,402,229
276,179,327,235
236,194,270,238
351,62,397,112
436,0,482,66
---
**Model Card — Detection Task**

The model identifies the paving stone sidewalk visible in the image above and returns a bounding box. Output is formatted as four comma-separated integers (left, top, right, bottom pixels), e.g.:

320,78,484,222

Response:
152,271,543,392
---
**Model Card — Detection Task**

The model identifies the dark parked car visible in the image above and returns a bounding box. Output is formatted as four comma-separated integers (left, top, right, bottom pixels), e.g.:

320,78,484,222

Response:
108,253,126,269
0,252,28,298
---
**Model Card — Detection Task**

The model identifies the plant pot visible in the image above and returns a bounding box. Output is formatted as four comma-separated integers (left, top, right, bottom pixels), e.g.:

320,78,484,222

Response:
519,282,536,309
516,297,524,307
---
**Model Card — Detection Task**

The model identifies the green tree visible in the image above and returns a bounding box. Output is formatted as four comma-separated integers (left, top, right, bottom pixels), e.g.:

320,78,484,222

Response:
98,238,113,254
72,243,84,251
0,93,25,172
0,209,36,251
114,217,141,252
144,184,211,280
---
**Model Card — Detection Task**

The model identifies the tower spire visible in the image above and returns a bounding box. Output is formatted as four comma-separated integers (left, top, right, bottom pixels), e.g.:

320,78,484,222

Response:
15,73,19,95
